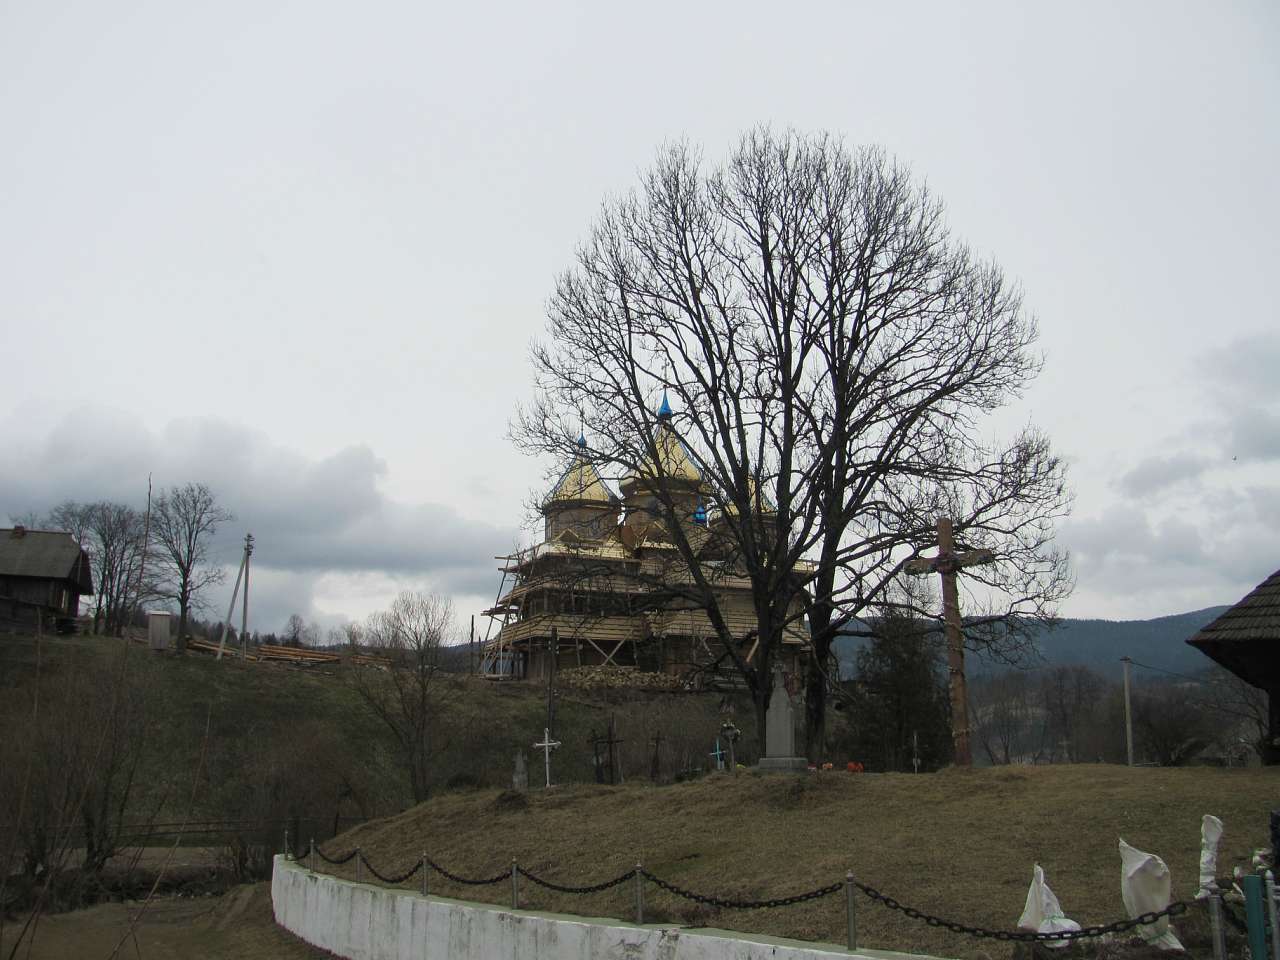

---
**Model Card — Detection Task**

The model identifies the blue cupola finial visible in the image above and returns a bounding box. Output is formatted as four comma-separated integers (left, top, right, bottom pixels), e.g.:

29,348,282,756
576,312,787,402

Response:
576,431,587,449
657,389,673,420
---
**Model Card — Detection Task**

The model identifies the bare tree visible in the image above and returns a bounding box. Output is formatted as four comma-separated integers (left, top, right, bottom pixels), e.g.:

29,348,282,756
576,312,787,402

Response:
1039,664,1107,762
282,614,306,647
350,591,455,802
515,129,1071,755
150,483,233,653
340,621,364,650
86,502,149,637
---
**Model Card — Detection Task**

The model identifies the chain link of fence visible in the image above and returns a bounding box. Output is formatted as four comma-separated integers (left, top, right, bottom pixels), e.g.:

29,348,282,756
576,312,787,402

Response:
291,844,1195,946
852,876,1190,943
518,865,637,895
640,869,842,910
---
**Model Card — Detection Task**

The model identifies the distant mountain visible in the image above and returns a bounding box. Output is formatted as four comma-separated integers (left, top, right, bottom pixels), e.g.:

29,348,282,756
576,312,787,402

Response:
833,606,1231,679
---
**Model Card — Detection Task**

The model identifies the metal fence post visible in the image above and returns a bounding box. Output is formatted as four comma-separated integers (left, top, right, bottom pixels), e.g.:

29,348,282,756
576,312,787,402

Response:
1244,874,1267,960
355,847,362,884
309,837,315,873
511,859,519,910
1208,891,1228,960
634,863,644,925
1265,871,1280,960
283,827,291,861
422,852,429,897
845,870,858,952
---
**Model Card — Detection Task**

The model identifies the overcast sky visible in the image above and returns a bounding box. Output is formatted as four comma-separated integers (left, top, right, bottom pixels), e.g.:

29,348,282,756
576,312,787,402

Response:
2,0,1277,635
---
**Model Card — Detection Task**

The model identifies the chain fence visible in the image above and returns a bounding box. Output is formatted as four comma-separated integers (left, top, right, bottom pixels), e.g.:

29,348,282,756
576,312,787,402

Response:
288,832,1202,950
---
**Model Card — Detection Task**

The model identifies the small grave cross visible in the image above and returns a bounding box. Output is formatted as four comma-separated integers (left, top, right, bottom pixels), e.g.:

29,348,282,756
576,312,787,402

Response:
533,727,561,789
649,730,663,782
709,738,726,771
719,721,741,774
904,517,994,767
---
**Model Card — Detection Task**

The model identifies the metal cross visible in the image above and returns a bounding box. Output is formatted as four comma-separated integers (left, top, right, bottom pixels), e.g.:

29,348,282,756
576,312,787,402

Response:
533,727,561,788
903,517,994,768
709,739,725,771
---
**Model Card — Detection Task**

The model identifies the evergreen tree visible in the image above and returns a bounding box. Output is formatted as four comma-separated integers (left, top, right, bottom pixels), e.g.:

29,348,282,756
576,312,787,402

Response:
838,614,953,771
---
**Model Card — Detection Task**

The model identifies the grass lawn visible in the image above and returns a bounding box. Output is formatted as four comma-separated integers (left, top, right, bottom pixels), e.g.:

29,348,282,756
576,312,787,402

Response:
314,763,1278,959
0,883,327,960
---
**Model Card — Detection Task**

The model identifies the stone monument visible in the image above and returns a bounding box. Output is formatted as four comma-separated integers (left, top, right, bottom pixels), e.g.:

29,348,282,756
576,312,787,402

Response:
756,663,808,771
512,749,528,792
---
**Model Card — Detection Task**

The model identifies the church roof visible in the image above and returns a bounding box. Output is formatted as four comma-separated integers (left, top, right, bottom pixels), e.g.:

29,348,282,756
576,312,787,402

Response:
621,394,703,493
713,476,776,521
544,440,617,509
1186,567,1280,688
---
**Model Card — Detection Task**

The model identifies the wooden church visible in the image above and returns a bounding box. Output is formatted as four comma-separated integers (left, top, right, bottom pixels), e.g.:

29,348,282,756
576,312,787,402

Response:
482,394,808,685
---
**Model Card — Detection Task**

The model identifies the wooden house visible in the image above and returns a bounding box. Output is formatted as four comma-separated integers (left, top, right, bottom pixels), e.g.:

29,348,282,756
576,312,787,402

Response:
482,396,808,685
0,526,94,632
1186,567,1280,764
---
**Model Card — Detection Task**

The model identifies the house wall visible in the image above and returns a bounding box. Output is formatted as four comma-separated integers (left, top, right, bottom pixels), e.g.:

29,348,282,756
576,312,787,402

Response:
0,576,76,627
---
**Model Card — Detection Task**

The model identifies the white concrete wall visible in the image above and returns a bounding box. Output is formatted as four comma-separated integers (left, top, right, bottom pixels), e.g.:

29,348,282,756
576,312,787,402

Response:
271,856,946,960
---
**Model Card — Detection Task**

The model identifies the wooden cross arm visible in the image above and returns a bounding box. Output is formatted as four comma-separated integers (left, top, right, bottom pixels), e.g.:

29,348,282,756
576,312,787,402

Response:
955,548,995,568
903,548,996,576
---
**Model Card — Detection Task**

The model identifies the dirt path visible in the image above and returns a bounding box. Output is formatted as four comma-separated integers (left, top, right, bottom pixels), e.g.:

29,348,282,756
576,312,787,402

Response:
0,883,331,960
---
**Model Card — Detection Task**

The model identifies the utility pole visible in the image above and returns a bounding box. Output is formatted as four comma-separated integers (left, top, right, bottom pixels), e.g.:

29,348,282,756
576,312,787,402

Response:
216,533,252,661
546,626,558,737
240,533,253,658
1121,656,1134,766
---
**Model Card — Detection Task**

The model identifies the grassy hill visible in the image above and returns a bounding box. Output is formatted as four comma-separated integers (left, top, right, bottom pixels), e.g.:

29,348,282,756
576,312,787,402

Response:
318,765,1277,959
0,633,756,849
835,606,1231,679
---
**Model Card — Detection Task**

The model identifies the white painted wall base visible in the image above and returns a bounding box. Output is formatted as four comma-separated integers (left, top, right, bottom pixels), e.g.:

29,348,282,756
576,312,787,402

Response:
271,856,949,960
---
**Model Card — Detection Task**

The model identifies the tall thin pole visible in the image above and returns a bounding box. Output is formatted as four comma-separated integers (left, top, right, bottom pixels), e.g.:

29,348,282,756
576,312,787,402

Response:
546,626,558,736
1121,656,1134,766
240,533,252,658
470,614,475,675
215,543,248,661
937,518,972,767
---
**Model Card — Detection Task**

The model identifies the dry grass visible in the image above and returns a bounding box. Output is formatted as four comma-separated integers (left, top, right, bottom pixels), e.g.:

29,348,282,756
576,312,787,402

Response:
318,764,1278,959
0,883,329,960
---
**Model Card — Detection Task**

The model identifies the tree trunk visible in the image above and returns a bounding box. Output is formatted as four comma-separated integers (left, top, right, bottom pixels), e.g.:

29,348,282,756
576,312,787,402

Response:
176,604,189,654
803,605,835,760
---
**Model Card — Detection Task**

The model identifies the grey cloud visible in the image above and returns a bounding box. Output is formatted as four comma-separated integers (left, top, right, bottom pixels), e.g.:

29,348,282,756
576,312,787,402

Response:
0,409,515,606
1203,332,1280,402
1226,407,1280,463
1118,452,1212,498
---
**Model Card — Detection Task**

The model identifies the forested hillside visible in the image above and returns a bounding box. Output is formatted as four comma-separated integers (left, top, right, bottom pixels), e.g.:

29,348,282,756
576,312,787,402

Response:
835,606,1230,678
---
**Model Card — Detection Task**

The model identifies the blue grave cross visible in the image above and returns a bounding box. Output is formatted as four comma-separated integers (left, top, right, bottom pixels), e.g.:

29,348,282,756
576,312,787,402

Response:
709,739,726,770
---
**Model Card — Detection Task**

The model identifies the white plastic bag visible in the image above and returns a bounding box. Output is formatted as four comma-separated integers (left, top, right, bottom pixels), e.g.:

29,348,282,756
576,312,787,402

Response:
1119,839,1184,951
1197,815,1223,898
1017,864,1080,947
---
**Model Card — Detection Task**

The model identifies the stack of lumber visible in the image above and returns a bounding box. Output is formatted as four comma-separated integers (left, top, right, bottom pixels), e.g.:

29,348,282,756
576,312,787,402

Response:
187,637,261,660
257,644,340,664
558,665,684,691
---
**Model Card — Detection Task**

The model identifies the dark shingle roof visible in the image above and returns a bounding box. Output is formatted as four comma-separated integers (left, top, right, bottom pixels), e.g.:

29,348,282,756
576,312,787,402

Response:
0,529,94,594
1186,568,1280,688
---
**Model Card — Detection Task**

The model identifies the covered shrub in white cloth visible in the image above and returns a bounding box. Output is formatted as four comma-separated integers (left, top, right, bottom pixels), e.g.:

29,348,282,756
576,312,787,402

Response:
1017,864,1080,947
1198,814,1224,898
1119,839,1184,951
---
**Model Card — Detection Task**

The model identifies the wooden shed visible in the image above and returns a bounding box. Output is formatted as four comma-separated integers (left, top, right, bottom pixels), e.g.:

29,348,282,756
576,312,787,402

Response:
1186,567,1280,764
0,526,94,632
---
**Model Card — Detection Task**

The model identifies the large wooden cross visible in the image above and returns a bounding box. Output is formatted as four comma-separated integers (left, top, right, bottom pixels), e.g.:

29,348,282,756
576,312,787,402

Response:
904,518,993,767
